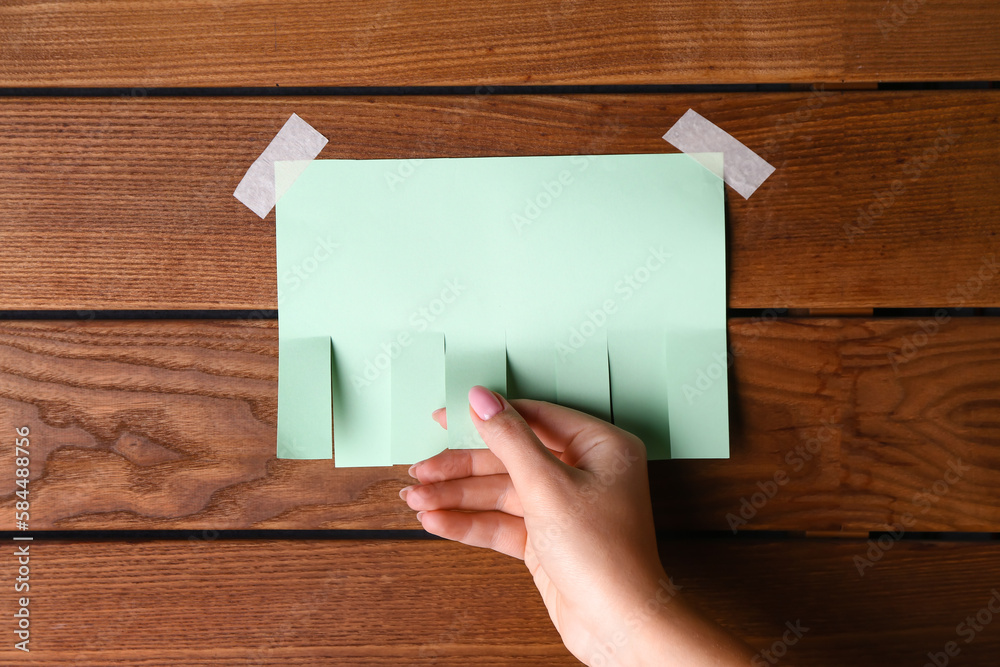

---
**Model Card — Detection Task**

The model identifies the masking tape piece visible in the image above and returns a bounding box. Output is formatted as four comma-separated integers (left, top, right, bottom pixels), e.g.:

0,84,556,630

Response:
234,113,328,218
555,331,611,423
662,109,774,199
390,332,448,465
445,333,507,450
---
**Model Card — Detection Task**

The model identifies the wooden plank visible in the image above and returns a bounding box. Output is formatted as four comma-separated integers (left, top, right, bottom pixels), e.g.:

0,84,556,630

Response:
0,538,576,665
0,92,997,310
1,317,997,533
665,539,1000,665
650,316,1000,533
0,537,996,665
1,1,998,86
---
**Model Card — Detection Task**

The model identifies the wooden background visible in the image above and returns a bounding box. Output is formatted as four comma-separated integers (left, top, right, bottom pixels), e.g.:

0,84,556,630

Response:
1,1,998,664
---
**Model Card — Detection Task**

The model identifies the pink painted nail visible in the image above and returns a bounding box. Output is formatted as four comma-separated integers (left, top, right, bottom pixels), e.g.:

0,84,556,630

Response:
468,385,503,420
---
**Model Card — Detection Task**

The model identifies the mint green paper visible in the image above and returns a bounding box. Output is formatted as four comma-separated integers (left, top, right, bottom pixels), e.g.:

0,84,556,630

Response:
276,336,332,459
506,328,557,403
608,330,671,460
275,153,727,467
390,331,447,464
445,333,508,449
555,330,612,422
665,329,730,458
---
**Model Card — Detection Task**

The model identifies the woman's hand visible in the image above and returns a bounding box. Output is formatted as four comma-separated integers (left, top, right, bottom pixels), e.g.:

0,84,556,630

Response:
400,386,754,666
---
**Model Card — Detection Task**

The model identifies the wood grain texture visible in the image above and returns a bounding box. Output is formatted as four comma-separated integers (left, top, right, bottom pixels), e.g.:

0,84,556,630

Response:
1,0,998,85
0,317,997,533
1,92,997,310
0,537,997,665
652,316,1000,533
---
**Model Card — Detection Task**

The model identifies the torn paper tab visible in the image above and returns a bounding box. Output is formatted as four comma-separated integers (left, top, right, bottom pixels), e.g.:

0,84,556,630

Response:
663,109,775,199
233,113,328,218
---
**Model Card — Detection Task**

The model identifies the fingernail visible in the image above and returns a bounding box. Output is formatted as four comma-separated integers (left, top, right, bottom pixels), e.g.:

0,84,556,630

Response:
399,486,412,501
431,407,445,419
416,511,425,521
468,385,503,420
407,463,419,479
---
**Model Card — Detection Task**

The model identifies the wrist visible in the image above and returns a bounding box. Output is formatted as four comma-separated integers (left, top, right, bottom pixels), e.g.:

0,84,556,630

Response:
580,569,681,667
614,575,685,667
598,571,753,667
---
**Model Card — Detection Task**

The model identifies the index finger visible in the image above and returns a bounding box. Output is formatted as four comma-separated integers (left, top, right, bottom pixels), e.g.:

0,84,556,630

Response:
410,448,507,484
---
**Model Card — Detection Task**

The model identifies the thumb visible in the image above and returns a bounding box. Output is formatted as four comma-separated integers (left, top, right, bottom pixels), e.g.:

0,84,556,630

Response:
467,385,569,491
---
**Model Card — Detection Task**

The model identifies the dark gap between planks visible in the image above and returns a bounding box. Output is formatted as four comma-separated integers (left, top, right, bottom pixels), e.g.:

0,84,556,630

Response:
0,82,995,98
1,530,995,543
2,309,998,321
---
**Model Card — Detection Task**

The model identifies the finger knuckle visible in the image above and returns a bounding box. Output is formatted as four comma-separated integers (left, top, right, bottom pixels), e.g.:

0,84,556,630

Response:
494,481,510,512
410,484,432,507
459,519,478,544
436,450,466,479
624,432,647,459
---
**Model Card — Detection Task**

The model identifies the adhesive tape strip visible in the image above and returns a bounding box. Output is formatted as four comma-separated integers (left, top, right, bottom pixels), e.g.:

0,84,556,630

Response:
662,109,775,199
234,113,328,219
